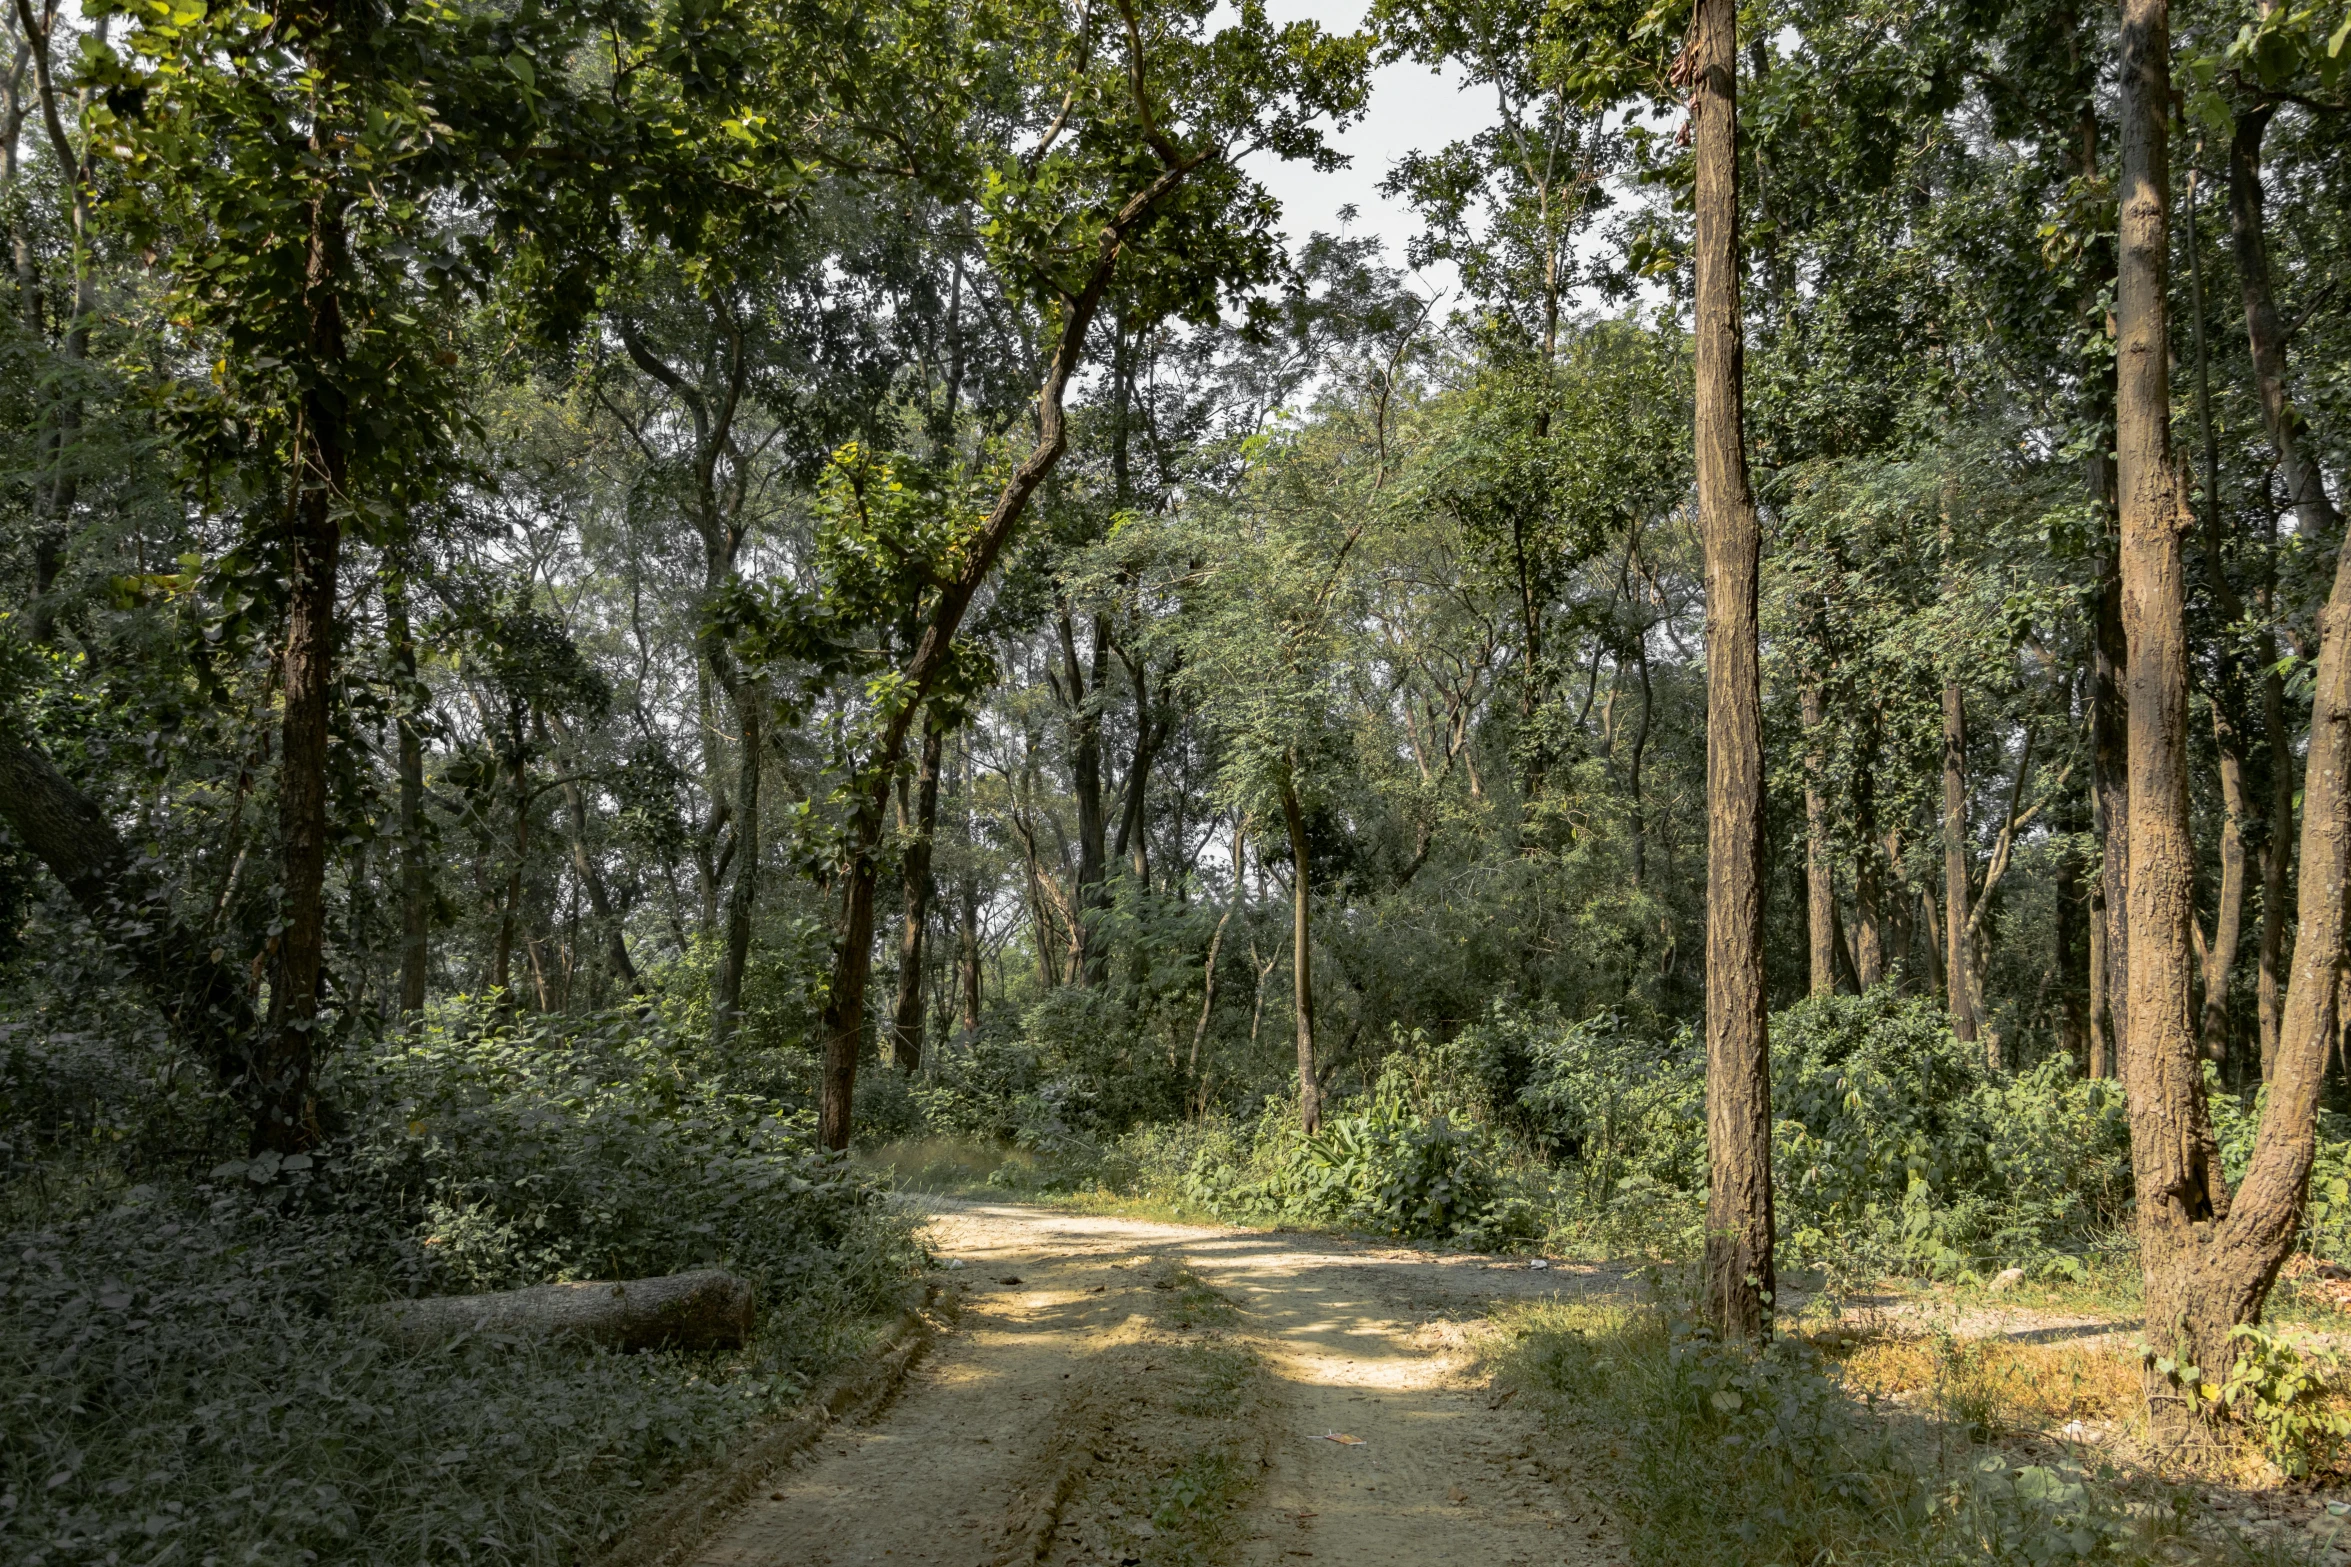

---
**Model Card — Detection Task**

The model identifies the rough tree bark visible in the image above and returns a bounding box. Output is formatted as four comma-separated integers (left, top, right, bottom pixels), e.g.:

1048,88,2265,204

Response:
2121,459,2351,1432
2114,0,2250,1429
888,718,944,1071
1688,0,1773,1340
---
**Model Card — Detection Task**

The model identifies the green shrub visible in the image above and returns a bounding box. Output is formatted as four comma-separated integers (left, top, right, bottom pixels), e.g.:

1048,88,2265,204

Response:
0,1001,921,1566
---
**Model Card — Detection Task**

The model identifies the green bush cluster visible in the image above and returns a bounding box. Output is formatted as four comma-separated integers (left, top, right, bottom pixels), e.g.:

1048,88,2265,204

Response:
0,1001,921,1566
906,988,2159,1274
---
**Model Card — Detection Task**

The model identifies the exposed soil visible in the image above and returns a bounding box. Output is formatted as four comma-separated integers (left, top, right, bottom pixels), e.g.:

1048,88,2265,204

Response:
687,1201,1637,1567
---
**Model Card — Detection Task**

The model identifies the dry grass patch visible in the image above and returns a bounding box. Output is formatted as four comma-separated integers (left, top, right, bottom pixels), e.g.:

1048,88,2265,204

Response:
1807,1328,2142,1438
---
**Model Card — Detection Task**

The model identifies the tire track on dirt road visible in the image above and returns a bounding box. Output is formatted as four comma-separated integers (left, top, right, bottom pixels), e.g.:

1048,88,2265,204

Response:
684,1201,1634,1567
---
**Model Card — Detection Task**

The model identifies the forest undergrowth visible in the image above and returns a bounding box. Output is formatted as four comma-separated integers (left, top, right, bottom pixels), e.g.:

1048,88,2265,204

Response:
872,985,2351,1511
0,1000,924,1567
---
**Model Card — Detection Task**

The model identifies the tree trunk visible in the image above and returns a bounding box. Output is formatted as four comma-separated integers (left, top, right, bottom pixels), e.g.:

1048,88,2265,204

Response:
889,718,944,1071
709,679,762,1049
1690,0,1773,1341
2186,158,2248,1074
2229,101,2333,1085
490,713,529,1002
2226,106,2340,542
1803,684,1835,998
1941,681,1981,1050
258,170,350,1154
1279,768,1319,1134
1061,612,1110,983
2259,573,2293,1080
1113,649,1165,886
2115,0,2235,1428
2201,741,2250,1068
0,731,260,1095
2129,465,2351,1432
1629,626,1653,888
387,574,431,1015
1854,718,1886,989
2094,536,2131,1074
372,1269,755,1353
13,0,94,648
2057,788,2091,1069
560,776,636,996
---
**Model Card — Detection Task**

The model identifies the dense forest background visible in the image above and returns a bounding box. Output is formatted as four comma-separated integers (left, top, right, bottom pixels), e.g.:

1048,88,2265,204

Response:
3,0,2350,1552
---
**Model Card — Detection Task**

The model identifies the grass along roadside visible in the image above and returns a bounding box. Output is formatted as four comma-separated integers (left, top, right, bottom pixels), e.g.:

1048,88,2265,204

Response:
1492,1296,2351,1567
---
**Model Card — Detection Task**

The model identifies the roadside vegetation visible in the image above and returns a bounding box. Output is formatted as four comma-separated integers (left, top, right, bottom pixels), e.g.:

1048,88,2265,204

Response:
6,0,2351,1550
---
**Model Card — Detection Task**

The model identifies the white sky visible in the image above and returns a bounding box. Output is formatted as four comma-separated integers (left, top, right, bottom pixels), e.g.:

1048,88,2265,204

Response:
1228,0,1501,299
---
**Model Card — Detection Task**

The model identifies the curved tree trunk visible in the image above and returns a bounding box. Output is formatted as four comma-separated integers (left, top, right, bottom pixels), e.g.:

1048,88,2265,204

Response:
1690,0,1773,1342
814,146,1199,1148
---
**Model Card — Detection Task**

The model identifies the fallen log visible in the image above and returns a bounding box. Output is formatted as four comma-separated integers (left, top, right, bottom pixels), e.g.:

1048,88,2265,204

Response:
371,1269,755,1353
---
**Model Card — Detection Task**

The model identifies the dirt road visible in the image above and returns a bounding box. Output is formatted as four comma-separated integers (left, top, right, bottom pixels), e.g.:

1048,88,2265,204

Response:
689,1202,1633,1567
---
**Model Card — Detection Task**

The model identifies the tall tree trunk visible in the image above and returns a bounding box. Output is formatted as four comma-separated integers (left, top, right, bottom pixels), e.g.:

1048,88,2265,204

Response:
889,718,944,1071
2227,102,2331,1081
956,739,982,1048
2259,562,2293,1079
1690,0,1773,1341
1629,626,1653,888
2057,795,2090,1068
257,161,349,1155
2115,0,2233,1428
1279,765,1319,1135
1942,681,1980,1050
387,573,430,1015
1803,684,1835,998
490,712,528,1002
2123,467,2351,1431
1061,612,1110,983
1854,717,1886,989
2186,159,2248,1072
2226,106,2341,543
709,679,762,1048
2075,21,2128,1082
13,0,94,648
1113,649,1166,886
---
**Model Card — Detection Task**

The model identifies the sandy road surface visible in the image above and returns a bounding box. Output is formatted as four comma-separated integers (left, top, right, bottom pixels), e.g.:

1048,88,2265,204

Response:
689,1202,1634,1567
